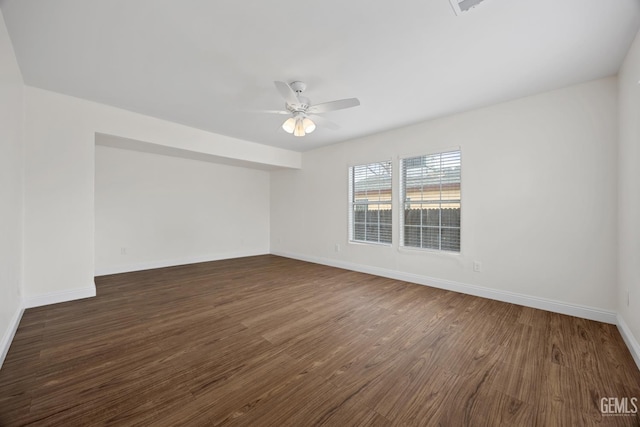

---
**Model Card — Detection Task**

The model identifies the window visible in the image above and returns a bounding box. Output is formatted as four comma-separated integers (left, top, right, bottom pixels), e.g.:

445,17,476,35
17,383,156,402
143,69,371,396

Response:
401,150,461,252
349,161,392,244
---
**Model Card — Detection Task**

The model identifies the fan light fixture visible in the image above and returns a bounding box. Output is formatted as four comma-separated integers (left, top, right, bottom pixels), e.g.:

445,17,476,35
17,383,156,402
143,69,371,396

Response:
282,114,316,137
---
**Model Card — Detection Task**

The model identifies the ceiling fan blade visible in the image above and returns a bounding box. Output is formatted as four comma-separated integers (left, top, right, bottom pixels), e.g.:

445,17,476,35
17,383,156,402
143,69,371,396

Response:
274,81,299,106
249,109,290,115
307,98,360,114
309,114,340,130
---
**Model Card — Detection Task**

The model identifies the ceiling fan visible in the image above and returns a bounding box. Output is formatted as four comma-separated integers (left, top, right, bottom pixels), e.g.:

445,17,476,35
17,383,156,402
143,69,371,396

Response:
263,81,360,137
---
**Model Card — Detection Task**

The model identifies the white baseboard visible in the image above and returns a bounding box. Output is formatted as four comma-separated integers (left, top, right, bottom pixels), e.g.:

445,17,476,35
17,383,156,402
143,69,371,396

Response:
22,286,96,309
0,304,24,369
2,252,635,373
616,314,640,370
94,249,269,276
271,251,618,325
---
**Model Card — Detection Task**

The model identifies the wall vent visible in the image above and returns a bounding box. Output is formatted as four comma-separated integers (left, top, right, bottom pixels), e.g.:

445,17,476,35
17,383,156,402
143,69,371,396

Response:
450,0,486,15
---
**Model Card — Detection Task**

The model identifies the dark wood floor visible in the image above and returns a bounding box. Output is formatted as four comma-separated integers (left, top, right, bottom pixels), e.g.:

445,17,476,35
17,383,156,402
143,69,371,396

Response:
0,255,638,426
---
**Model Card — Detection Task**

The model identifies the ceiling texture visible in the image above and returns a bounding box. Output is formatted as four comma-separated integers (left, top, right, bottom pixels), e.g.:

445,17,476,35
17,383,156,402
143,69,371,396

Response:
1,0,639,152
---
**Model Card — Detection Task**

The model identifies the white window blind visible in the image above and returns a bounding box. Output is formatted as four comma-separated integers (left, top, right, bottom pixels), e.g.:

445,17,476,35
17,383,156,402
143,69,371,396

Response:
401,150,461,252
349,161,392,244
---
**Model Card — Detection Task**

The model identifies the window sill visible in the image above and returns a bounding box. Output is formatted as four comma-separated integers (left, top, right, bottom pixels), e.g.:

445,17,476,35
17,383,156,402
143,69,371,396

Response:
348,240,393,248
397,246,461,257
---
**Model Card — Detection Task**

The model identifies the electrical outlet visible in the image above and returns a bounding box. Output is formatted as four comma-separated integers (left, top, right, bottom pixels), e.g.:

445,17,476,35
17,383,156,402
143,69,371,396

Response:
335,244,341,252
628,291,630,307
473,261,482,272
120,247,127,255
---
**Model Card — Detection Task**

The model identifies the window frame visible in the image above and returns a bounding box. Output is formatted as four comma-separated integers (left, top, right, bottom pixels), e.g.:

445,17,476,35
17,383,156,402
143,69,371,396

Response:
399,149,462,253
348,160,393,246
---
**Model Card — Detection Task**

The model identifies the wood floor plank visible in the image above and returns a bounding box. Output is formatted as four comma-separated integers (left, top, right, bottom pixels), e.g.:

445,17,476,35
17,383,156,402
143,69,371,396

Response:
0,255,638,426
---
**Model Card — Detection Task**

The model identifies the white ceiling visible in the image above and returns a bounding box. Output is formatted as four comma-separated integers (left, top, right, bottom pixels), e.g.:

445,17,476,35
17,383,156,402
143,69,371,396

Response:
1,0,639,152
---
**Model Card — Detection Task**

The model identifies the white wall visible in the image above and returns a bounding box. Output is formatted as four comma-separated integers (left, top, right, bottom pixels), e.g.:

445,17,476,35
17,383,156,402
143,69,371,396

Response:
0,10,24,364
618,29,640,361
95,144,270,275
22,87,300,306
271,78,619,318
